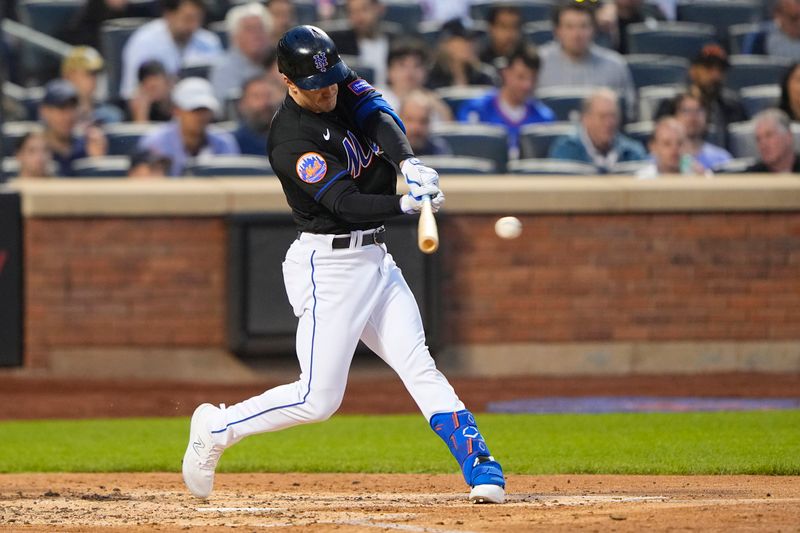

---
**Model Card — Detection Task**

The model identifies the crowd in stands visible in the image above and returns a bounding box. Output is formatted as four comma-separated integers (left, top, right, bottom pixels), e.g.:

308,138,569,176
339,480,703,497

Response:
2,0,800,181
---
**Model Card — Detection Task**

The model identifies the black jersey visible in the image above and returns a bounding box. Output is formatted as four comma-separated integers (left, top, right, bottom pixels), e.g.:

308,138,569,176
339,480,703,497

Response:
268,70,406,234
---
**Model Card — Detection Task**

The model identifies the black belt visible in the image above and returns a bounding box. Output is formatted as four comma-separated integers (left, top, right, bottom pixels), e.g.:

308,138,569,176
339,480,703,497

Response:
297,227,386,249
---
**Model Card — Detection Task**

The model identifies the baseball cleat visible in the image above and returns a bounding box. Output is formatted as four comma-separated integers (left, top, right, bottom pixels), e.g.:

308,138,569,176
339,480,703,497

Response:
182,403,226,499
469,483,505,504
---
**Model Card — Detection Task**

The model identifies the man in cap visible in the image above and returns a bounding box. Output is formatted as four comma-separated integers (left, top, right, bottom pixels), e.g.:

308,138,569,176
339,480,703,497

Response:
39,79,108,176
138,77,239,176
181,25,506,505
61,46,124,130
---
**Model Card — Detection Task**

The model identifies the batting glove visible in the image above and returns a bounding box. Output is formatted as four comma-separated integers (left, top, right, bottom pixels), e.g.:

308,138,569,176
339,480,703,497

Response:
401,158,439,190
400,189,445,214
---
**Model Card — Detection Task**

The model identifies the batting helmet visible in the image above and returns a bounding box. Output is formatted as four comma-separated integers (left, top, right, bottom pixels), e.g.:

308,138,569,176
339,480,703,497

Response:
277,25,349,90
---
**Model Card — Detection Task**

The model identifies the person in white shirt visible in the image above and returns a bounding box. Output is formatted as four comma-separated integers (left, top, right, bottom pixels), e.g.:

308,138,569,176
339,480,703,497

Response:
637,116,707,178
210,2,273,101
120,0,223,101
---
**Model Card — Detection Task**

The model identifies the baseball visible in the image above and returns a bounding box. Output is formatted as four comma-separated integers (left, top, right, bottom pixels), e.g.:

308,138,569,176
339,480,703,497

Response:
494,216,522,239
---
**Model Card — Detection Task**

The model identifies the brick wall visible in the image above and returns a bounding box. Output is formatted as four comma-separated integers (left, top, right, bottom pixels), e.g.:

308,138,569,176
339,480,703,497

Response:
440,213,800,344
24,218,227,368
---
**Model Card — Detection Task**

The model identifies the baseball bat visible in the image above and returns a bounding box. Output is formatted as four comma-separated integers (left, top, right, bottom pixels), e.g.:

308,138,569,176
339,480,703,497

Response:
418,195,439,254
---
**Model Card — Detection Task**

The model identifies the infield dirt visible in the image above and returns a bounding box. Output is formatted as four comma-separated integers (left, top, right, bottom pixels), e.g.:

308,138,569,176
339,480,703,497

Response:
1,473,799,532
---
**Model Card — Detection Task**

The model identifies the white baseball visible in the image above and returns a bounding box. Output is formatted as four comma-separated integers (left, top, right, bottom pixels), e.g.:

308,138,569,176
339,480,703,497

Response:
494,216,522,239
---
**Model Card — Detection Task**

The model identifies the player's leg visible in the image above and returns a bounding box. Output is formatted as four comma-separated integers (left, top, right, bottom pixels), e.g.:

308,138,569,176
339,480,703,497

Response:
359,252,505,503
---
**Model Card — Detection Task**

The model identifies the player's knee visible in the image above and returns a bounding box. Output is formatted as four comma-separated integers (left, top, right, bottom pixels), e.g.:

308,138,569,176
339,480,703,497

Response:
304,393,343,422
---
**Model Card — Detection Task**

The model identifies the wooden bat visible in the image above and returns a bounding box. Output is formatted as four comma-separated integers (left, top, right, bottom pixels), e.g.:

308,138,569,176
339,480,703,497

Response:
418,195,439,254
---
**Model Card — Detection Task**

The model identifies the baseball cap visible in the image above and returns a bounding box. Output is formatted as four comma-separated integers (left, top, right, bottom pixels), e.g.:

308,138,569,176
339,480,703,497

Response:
692,44,729,69
61,46,105,75
439,18,479,41
129,148,171,169
42,79,79,107
171,77,220,113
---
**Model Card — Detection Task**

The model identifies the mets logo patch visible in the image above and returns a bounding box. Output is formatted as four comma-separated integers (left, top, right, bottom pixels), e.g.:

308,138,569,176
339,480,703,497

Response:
313,51,328,72
296,152,327,183
348,79,373,95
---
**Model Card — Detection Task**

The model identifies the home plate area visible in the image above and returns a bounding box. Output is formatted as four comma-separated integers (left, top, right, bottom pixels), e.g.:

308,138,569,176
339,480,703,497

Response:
1,473,799,532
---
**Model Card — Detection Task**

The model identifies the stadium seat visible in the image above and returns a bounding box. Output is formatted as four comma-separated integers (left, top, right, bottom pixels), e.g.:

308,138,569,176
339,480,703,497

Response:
383,1,424,28
435,86,494,117
638,85,682,122
610,160,649,175
1,122,40,157
178,63,214,80
1,158,20,180
728,23,761,54
431,123,510,173
626,55,689,90
2,83,44,121
100,18,154,103
713,157,756,173
339,55,376,85
209,20,229,49
292,0,319,25
740,85,780,117
676,0,763,45
127,0,159,18
522,21,554,46
537,86,596,123
624,121,654,147
187,155,274,177
626,22,717,60
18,0,84,37
518,122,577,159
507,159,597,175
725,55,792,92
104,122,159,156
71,156,130,178
471,0,555,24
419,156,497,175
418,20,488,48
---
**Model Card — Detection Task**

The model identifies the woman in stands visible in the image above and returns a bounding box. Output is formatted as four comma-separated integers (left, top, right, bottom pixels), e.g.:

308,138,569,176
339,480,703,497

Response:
779,63,800,122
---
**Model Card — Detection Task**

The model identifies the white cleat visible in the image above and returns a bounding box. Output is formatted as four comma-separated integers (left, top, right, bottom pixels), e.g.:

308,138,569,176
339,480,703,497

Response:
182,403,226,499
469,484,505,504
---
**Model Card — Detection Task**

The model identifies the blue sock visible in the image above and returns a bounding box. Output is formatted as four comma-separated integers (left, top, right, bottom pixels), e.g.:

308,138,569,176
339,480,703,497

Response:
430,410,505,488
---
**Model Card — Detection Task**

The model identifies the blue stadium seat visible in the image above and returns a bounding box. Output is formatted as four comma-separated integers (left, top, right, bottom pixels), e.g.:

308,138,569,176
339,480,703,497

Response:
638,85,682,122
518,122,577,159
435,86,494,117
713,157,756,173
338,55,376,85
507,159,597,175
610,160,649,175
739,85,780,117
100,18,153,103
187,155,274,177
626,55,689,90
676,0,763,46
431,123,510,173
420,156,497,175
624,121,654,147
71,156,130,178
293,0,319,25
537,86,597,122
104,122,159,156
728,23,761,54
1,158,20,180
471,0,555,24
725,55,791,92
1,122,40,157
209,20,229,49
383,1,424,29
18,0,83,37
179,63,213,80
522,21,554,45
626,21,717,60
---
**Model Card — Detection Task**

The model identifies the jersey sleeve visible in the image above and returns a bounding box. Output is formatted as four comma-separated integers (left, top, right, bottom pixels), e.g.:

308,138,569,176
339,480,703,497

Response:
336,69,406,134
270,140,351,203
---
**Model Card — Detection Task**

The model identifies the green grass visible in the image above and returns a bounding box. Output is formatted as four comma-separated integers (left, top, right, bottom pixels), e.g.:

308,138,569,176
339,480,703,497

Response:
1,412,799,474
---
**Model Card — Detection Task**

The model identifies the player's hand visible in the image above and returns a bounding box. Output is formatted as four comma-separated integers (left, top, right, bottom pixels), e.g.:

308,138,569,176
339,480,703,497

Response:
400,189,445,214
401,158,439,190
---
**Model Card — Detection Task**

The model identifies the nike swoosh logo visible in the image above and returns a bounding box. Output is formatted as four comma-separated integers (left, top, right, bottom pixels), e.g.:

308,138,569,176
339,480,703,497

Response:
323,129,330,141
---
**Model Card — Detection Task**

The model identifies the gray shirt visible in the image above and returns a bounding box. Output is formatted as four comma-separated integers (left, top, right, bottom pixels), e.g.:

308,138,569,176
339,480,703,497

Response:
209,47,265,102
537,42,637,120
766,29,800,60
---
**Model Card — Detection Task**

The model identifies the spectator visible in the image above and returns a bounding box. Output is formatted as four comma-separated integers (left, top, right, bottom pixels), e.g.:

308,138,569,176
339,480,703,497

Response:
327,0,399,88
128,148,171,178
549,88,647,173
596,0,666,54
538,0,637,120
128,60,174,123
39,80,107,177
458,45,555,157
120,0,223,101
138,77,239,176
427,19,497,90
380,40,428,110
745,109,800,173
399,91,451,157
233,74,283,155
637,117,706,178
210,2,273,102
779,62,800,122
265,0,296,40
14,131,53,179
61,46,124,130
63,0,148,49
685,45,748,150
743,0,800,59
418,0,471,24
477,5,524,66
667,93,732,170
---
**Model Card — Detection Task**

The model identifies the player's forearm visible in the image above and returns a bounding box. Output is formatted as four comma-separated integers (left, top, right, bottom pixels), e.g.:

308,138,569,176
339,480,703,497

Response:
329,189,404,222
363,111,415,166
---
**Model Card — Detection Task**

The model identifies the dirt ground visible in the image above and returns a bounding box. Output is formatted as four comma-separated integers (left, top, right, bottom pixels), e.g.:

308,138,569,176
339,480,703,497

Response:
1,473,798,532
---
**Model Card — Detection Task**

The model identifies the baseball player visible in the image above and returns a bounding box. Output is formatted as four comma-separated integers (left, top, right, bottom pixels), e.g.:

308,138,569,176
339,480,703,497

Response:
182,25,505,504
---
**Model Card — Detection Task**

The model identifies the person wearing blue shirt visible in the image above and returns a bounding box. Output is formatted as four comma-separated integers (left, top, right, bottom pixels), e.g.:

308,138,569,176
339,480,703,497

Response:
233,74,285,156
457,45,555,158
549,87,646,173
